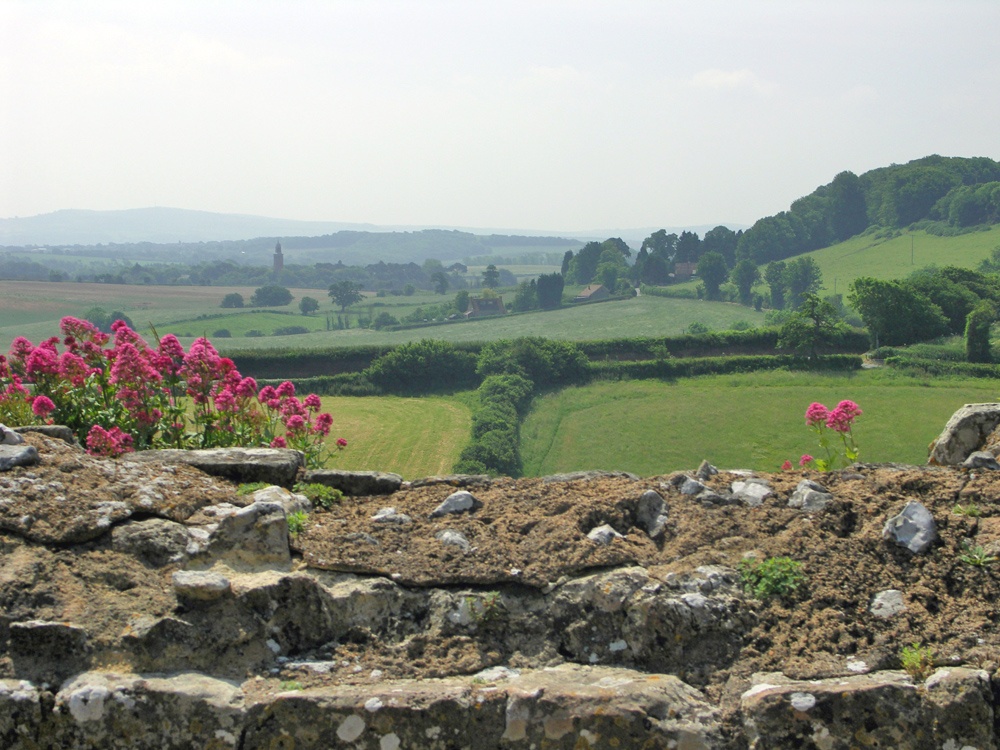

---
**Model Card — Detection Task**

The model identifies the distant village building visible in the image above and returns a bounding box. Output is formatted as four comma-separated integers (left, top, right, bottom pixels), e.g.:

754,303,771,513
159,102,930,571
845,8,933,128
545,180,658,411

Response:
573,284,610,303
673,262,697,281
273,241,284,273
464,295,506,318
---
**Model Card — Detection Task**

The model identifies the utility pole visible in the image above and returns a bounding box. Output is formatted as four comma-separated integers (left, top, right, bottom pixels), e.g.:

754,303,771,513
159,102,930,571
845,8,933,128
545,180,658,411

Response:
911,235,914,265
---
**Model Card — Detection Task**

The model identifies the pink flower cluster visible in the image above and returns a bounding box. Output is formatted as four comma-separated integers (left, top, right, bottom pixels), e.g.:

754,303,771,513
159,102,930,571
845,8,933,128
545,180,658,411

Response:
1,318,346,467
85,425,134,458
792,399,863,472
804,400,863,434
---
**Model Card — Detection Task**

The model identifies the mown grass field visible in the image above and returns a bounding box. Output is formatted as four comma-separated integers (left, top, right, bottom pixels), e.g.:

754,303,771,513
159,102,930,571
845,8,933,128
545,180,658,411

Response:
316,395,472,479
520,369,1000,476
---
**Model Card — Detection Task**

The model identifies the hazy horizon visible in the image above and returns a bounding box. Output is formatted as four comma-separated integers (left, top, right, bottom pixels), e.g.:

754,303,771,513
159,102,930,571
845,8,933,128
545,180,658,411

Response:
3,1,999,231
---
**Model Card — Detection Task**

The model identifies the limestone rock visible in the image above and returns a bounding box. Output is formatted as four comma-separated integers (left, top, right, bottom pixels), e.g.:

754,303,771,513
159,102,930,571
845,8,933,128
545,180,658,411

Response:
542,470,640,484
435,529,471,552
430,490,481,518
9,620,90,684
696,459,719,480
870,589,906,619
410,474,491,488
172,570,232,602
732,478,773,507
303,468,403,496
741,668,994,750
636,489,669,538
963,450,1000,470
883,501,937,554
124,447,303,487
0,425,24,445
787,479,834,511
111,518,192,567
250,485,311,515
586,524,623,545
928,402,1000,465
204,501,291,565
371,507,412,525
13,425,76,444
0,444,39,472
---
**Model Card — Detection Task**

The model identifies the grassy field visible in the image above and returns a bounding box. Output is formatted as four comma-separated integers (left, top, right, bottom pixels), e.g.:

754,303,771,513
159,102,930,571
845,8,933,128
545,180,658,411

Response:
316,395,471,479
520,369,999,476
0,280,766,353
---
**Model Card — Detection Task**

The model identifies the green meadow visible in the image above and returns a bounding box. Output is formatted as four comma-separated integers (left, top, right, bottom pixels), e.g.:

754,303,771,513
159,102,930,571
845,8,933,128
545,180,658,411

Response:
318,395,471,480
520,370,999,476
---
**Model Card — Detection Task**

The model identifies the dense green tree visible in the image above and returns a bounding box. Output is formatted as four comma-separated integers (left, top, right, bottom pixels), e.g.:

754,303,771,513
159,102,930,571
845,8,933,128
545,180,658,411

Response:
566,242,603,285
220,292,244,308
454,289,470,313
298,296,319,315
83,307,135,333
560,249,574,277
536,272,565,309
965,301,995,363
431,270,449,295
904,269,980,334
730,259,760,306
828,170,869,240
702,225,739,267
601,237,631,258
764,261,788,310
512,280,538,312
595,246,628,291
675,231,702,263
777,293,847,358
327,280,364,311
848,277,949,347
250,284,293,307
697,252,728,301
482,264,501,289
785,257,822,309
639,229,677,259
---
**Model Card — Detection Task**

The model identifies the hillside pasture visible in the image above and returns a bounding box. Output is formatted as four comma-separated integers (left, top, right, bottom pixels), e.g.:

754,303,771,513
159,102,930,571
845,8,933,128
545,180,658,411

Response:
318,395,472,479
520,369,997,476
0,280,767,353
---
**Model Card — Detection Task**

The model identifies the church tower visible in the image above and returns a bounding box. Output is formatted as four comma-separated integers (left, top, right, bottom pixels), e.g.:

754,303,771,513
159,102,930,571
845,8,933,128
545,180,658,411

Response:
273,241,283,273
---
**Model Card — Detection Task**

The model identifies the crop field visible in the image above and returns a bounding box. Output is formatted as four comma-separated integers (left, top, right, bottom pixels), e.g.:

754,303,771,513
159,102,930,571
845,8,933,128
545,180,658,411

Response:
520,369,999,476
0,280,766,353
317,395,472,479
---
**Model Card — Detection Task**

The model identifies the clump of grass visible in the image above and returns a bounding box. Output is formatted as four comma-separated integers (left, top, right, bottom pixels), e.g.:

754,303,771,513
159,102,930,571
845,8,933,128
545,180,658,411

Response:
958,540,997,567
900,642,935,680
738,556,805,601
293,482,344,510
952,503,982,517
287,511,308,537
280,680,304,691
236,481,271,496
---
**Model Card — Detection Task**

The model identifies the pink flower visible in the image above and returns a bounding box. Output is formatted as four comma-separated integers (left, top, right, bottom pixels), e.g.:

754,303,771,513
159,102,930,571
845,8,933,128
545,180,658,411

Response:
312,412,333,436
276,381,295,398
214,388,237,412
258,386,277,403
805,402,829,427
336,437,348,449
826,400,862,433
270,436,287,448
31,395,55,418
85,425,134,458
799,454,813,467
285,414,306,432
781,460,793,471
303,393,322,411
235,377,258,399
25,347,59,378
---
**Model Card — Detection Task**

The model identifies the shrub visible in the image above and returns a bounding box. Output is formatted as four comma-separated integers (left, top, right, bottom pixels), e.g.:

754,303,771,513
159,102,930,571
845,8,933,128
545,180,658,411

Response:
212,329,232,338
900,643,935,680
477,337,588,388
220,293,244,309
273,326,309,336
738,556,805,600
250,285,293,307
365,340,478,394
237,482,270,495
287,511,308,537
293,482,344,510
245,330,265,338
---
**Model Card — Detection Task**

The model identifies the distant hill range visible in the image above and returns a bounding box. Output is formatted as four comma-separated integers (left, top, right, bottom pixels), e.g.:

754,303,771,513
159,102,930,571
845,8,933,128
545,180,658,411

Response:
0,206,735,250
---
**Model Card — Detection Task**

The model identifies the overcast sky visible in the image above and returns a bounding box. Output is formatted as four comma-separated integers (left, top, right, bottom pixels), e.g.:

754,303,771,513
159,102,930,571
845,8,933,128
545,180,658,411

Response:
2,0,999,232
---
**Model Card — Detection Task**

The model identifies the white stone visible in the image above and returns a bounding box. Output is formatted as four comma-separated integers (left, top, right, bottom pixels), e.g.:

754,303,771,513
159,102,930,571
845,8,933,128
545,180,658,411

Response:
337,714,366,742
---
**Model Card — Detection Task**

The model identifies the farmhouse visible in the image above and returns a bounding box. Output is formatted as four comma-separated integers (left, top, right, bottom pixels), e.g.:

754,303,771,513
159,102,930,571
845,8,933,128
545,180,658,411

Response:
573,284,610,303
464,295,506,318
673,261,697,281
